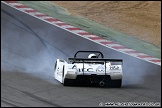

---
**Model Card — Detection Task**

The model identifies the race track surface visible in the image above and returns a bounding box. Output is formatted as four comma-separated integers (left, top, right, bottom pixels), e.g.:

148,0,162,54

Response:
1,3,161,107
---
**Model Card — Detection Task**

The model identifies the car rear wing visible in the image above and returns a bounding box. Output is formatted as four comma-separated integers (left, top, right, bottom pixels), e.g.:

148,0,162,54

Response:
68,58,123,75
68,58,123,65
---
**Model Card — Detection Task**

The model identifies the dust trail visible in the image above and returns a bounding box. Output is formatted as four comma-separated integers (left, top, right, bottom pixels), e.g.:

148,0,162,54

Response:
1,43,65,84
1,9,67,83
122,57,160,86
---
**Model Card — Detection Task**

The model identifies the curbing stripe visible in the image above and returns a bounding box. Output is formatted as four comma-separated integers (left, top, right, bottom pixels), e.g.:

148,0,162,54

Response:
137,55,154,58
129,53,148,56
100,41,117,45
60,25,75,29
89,37,104,40
83,35,101,38
78,32,92,35
111,46,128,49
2,1,160,66
140,57,160,61
94,39,111,43
14,5,28,8
8,3,22,6
39,16,55,20
106,44,123,47
55,23,69,26
120,49,136,52
66,27,81,31
52,21,66,23
4,1,17,3
70,30,87,34
24,9,38,13
28,12,46,16
44,18,60,22
35,14,48,17
150,59,161,62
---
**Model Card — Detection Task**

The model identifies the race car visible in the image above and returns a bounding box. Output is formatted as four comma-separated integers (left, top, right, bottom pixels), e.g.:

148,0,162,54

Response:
54,51,123,87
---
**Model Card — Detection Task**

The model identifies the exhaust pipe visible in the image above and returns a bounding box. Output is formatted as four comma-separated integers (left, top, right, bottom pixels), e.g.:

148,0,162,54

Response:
99,81,105,87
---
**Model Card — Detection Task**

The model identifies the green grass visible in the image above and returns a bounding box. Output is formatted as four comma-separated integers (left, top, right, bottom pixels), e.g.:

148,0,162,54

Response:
18,1,161,59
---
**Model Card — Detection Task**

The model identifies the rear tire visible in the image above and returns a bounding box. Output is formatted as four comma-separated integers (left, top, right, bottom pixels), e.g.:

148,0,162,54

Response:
63,78,75,86
62,66,75,86
111,79,122,88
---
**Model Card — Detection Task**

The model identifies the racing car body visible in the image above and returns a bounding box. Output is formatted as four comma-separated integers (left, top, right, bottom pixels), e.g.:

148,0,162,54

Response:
54,51,123,87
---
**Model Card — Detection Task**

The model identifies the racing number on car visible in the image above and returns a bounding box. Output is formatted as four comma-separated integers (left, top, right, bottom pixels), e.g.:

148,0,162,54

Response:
78,68,93,72
110,66,119,70
72,65,93,72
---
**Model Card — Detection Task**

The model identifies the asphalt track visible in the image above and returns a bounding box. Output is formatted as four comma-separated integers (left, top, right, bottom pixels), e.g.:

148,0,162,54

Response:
1,2,161,107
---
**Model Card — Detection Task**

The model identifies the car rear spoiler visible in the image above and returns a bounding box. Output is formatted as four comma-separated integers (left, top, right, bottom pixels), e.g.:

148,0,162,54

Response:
68,58,123,64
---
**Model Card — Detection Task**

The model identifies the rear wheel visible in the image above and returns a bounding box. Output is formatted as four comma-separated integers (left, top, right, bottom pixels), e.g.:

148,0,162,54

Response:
63,78,75,86
62,66,75,86
111,79,122,88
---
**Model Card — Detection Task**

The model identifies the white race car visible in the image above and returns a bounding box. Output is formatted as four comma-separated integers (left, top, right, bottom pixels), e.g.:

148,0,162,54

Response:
54,51,123,87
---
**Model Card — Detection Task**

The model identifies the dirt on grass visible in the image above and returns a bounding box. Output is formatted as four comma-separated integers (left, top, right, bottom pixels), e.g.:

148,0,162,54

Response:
52,1,161,48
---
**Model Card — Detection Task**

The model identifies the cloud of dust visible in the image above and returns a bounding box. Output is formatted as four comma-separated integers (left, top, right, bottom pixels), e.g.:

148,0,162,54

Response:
1,16,66,83
122,56,159,86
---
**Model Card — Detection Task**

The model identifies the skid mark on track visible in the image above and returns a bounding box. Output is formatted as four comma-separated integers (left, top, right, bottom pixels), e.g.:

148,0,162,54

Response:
21,91,62,107
1,99,20,107
1,83,62,107
2,97,30,107
1,9,47,49
1,9,69,57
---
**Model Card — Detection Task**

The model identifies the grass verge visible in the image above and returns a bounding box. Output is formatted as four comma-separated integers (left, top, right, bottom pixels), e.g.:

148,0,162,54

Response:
18,1,161,59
